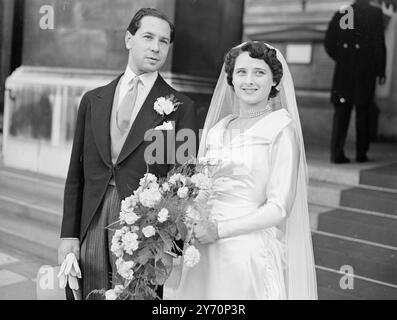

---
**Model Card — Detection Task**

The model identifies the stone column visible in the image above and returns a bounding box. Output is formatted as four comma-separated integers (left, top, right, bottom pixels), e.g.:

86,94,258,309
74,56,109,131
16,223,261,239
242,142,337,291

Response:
378,10,397,140
0,0,15,116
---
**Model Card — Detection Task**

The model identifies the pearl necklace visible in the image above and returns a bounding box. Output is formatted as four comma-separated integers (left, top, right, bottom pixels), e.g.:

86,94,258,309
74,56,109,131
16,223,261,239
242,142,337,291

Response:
239,104,273,119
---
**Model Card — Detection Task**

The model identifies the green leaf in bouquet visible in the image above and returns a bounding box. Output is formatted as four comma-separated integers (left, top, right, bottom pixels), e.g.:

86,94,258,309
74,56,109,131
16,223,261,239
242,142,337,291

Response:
145,262,156,280
146,285,161,300
157,229,173,252
154,260,168,285
169,223,177,236
176,220,188,240
134,247,152,265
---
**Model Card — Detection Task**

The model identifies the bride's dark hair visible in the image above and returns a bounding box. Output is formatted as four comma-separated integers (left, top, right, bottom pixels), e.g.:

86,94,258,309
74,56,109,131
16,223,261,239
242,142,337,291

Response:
224,42,283,98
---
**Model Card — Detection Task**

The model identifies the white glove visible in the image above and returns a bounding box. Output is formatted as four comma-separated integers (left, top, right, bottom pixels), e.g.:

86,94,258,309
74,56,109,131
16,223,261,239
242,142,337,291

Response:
57,253,82,291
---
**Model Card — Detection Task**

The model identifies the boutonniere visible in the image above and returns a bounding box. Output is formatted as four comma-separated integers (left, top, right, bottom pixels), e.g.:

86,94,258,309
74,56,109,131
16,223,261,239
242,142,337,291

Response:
153,94,182,116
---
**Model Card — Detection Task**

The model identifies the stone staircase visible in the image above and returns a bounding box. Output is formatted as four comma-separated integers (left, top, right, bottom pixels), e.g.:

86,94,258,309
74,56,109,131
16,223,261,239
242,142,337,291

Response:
309,160,397,299
0,167,63,264
0,154,397,299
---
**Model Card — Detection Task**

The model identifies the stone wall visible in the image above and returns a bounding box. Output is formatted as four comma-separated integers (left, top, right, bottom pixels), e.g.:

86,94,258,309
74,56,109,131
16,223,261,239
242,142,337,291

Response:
22,0,175,71
243,0,397,141
172,0,244,79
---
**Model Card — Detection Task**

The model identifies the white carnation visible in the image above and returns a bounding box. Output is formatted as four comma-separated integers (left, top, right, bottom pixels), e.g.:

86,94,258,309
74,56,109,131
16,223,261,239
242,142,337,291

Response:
105,284,124,300
115,257,123,269
180,175,187,185
133,187,143,198
184,245,200,267
142,225,156,238
177,186,189,199
141,173,157,185
120,199,130,212
169,173,187,185
121,232,139,254
154,97,166,115
154,97,177,116
116,259,135,280
140,173,159,190
161,182,170,192
114,285,124,294
157,208,169,223
121,226,130,233
168,173,179,185
110,241,124,258
105,289,117,300
112,229,125,243
191,173,212,190
139,187,162,208
163,99,175,115
120,209,140,225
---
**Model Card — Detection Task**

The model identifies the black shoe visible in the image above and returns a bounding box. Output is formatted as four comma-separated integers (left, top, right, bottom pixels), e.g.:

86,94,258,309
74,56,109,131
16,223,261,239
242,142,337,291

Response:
356,155,369,163
332,156,351,164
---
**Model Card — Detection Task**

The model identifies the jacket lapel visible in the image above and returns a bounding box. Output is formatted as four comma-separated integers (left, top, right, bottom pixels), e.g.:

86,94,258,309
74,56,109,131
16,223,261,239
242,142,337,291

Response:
91,74,122,168
116,74,170,165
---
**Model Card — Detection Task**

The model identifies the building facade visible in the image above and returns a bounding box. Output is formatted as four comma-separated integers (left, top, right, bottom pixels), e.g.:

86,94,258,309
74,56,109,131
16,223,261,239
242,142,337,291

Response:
1,0,396,177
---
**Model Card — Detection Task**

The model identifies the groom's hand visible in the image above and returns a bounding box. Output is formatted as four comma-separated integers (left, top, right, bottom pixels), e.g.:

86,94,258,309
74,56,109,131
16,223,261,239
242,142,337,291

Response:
58,239,80,265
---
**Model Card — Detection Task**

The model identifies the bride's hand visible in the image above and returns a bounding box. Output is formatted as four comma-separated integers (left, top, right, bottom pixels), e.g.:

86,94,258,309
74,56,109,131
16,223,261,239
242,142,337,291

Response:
193,219,219,244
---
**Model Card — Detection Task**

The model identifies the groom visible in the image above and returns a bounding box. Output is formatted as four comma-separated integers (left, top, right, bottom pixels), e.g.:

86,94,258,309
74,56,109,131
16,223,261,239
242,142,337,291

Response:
58,8,198,299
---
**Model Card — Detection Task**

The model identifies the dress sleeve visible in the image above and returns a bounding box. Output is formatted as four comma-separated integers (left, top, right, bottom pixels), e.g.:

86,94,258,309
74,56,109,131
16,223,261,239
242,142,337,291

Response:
266,122,300,218
217,123,300,239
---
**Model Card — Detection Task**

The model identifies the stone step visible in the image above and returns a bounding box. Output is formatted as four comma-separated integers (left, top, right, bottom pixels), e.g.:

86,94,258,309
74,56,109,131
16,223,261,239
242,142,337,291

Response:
308,203,331,230
317,209,397,247
0,211,59,264
308,158,397,188
0,194,62,228
312,231,397,285
341,187,397,216
360,163,397,190
308,179,350,208
309,178,397,210
308,159,362,186
0,168,63,227
316,267,397,300
0,167,64,204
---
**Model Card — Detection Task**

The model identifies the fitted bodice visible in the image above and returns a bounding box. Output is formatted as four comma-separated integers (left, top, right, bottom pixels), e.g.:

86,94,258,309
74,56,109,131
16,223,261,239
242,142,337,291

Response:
169,109,298,300
202,109,295,222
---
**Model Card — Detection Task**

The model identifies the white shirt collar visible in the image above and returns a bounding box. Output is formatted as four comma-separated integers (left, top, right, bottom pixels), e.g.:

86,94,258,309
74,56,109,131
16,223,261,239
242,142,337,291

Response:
122,65,158,89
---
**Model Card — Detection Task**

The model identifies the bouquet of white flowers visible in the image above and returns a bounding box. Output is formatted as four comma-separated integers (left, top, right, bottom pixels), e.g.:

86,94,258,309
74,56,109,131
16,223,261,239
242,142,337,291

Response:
97,159,213,300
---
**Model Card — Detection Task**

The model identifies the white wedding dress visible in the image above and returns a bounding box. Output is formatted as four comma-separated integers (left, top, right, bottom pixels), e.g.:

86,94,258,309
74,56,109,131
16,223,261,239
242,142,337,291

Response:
169,108,300,300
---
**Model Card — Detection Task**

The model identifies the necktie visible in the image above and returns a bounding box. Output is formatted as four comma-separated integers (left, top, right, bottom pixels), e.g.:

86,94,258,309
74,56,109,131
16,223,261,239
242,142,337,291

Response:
117,76,140,134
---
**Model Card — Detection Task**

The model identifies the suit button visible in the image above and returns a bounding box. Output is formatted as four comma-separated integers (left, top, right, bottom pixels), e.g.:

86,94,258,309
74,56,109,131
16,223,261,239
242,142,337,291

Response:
115,165,120,170
343,43,348,48
340,98,346,103
355,43,360,49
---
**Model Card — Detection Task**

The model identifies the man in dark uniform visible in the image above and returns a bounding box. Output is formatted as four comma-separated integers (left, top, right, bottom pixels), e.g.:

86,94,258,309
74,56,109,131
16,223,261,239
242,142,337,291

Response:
324,0,386,163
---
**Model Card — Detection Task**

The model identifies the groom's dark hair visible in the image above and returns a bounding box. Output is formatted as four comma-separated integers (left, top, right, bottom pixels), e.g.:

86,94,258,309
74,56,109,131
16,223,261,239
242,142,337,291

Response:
127,8,175,43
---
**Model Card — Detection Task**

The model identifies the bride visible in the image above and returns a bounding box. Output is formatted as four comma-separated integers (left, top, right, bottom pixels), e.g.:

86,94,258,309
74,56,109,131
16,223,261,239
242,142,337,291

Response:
171,41,317,299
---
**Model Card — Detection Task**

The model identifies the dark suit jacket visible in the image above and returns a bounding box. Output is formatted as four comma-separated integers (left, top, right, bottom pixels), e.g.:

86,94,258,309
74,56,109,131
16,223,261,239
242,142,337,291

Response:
324,2,386,105
61,73,198,241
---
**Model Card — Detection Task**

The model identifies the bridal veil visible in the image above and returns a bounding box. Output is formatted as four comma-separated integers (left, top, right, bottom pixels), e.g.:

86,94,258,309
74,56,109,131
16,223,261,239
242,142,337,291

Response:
198,42,318,299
